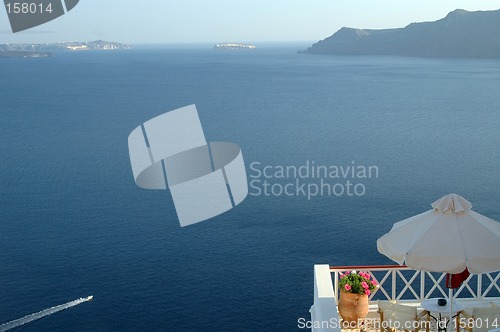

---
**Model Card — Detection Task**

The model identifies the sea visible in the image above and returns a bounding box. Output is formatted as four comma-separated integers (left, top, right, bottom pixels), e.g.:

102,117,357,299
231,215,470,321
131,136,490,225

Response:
1,43,499,331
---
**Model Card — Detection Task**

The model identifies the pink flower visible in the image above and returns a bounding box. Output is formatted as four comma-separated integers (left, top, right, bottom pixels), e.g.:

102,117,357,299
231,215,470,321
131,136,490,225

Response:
361,282,369,289
371,280,378,286
365,290,371,296
344,284,352,291
345,271,350,275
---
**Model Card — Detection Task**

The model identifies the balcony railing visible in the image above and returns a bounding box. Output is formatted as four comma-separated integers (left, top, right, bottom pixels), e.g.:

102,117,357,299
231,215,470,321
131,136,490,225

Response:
330,265,500,304
310,265,500,332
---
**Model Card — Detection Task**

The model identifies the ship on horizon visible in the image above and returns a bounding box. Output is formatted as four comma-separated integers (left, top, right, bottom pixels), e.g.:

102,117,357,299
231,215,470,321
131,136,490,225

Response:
213,43,256,50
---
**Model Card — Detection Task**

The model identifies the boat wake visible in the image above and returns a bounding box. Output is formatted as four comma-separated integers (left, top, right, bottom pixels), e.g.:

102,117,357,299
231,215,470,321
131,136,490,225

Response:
0,296,93,331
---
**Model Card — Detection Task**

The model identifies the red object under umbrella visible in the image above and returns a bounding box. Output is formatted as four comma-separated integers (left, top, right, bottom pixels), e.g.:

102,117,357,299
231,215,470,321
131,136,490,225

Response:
446,268,470,289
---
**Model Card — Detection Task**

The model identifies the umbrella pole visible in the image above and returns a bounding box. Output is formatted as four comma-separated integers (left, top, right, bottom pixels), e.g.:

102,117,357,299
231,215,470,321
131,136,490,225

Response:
448,288,453,332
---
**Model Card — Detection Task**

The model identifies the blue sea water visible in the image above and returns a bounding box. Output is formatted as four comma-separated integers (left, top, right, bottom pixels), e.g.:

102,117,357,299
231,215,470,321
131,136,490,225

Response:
1,44,500,331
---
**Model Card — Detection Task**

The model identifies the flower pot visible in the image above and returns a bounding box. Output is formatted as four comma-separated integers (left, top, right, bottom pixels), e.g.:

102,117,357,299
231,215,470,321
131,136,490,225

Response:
338,291,369,327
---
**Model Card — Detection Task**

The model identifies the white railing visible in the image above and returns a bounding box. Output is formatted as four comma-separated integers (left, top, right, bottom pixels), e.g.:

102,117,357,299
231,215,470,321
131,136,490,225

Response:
329,265,500,305
311,264,500,332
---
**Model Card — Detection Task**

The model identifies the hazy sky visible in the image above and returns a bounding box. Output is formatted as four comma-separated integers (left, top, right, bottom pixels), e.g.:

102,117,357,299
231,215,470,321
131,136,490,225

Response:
1,0,499,44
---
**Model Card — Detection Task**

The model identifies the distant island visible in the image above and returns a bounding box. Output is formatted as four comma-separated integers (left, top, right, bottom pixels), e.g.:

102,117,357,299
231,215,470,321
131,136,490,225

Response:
0,51,51,58
300,9,500,58
214,43,256,50
0,40,130,58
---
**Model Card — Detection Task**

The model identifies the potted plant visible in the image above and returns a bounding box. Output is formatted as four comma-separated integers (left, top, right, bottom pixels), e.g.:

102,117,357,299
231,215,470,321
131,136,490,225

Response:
338,270,378,327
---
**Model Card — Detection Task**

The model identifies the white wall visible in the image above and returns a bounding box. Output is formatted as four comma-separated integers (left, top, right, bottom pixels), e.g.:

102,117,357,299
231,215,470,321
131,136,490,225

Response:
309,265,342,332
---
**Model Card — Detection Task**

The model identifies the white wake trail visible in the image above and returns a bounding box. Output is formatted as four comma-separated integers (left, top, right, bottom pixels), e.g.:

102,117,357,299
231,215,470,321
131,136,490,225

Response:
0,296,93,332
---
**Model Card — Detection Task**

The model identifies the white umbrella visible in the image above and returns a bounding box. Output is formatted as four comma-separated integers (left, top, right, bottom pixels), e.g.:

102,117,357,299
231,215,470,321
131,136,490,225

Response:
377,193,500,331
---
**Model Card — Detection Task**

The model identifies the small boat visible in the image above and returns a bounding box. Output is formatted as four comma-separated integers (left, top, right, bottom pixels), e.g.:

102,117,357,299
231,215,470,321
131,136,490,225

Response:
213,43,256,50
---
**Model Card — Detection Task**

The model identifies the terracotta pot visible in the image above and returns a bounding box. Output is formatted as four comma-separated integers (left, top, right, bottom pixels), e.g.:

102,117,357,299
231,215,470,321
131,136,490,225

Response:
338,291,369,327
